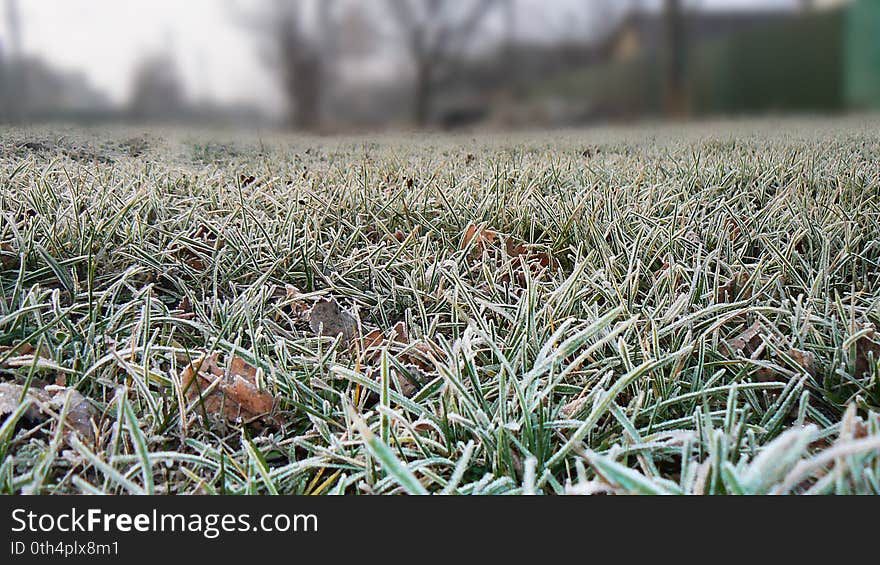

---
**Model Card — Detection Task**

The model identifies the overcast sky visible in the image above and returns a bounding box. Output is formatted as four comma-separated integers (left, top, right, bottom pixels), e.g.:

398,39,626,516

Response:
0,0,802,114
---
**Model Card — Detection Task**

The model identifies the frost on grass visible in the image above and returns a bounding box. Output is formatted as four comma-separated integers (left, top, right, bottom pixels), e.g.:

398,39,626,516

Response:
1,120,880,494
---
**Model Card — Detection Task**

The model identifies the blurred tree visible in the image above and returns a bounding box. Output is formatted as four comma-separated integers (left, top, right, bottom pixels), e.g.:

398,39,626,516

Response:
386,0,501,126
233,0,336,130
663,0,686,116
127,53,185,121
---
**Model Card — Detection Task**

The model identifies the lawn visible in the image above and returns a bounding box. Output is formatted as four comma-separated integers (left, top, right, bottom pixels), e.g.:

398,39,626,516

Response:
1,117,879,495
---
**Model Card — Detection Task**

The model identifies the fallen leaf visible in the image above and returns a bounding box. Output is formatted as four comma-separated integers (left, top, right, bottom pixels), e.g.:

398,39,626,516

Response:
181,352,276,428
390,321,408,344
786,348,817,379
173,224,225,271
353,321,438,401
853,330,880,377
174,295,195,320
0,342,60,373
366,324,437,372
505,239,559,272
0,381,49,424
360,328,385,351
364,225,382,244
1,241,18,270
725,322,764,357
276,284,310,321
461,224,497,253
0,342,36,358
239,174,256,186
718,271,751,302
48,387,98,443
0,382,97,443
308,297,357,342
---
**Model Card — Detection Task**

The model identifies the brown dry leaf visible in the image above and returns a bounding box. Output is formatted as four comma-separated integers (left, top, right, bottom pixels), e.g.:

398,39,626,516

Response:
853,330,880,377
173,224,226,271
718,271,751,303
361,320,437,371
0,342,36,359
390,321,408,344
1,241,18,270
401,341,437,373
308,297,357,342
173,295,195,320
0,382,97,443
181,353,276,427
725,218,742,241
364,225,382,244
0,342,59,373
239,174,256,186
355,321,437,399
48,387,98,443
361,328,386,352
786,348,818,379
278,284,310,321
0,381,49,423
725,322,764,357
505,239,558,272
461,224,497,253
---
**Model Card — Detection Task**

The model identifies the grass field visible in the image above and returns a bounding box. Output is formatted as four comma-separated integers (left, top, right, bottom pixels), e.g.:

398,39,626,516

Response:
1,117,880,495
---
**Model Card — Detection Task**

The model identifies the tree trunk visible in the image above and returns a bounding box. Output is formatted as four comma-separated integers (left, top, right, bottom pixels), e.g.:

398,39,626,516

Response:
413,59,432,127
663,0,686,117
283,52,321,131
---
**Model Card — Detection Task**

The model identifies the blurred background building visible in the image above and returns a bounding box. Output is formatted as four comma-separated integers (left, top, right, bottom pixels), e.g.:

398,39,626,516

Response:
0,0,877,131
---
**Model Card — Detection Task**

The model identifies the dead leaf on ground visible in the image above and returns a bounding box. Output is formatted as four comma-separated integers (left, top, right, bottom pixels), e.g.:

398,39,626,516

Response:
0,381,49,424
308,297,357,342
239,174,257,187
462,224,559,280
718,271,752,303
723,323,820,384
358,322,436,373
504,239,559,272
461,223,497,253
0,342,61,375
172,224,226,271
852,329,880,377
48,387,98,442
724,322,764,357
0,382,98,443
1,241,18,270
355,321,438,399
181,352,276,428
277,284,310,321
364,365,425,399
173,295,195,320
785,348,817,379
